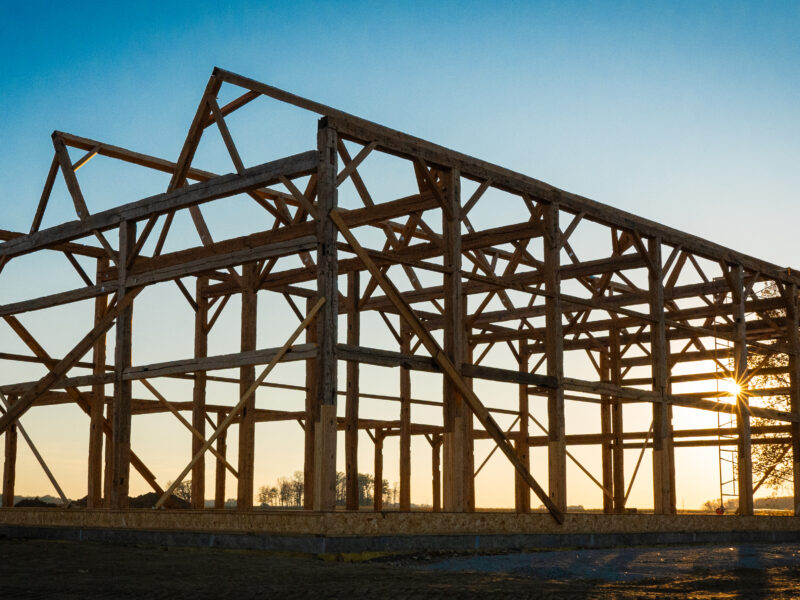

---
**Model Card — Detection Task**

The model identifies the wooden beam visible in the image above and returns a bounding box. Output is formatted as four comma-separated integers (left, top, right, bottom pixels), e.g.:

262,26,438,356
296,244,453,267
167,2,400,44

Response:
192,276,209,509
312,122,339,512
345,270,360,511
515,342,530,513
399,321,411,511
730,264,754,516
374,429,384,511
0,152,318,260
441,167,471,512
786,283,800,516
2,397,17,507
111,220,135,509
649,237,674,515
214,412,227,509
544,203,566,512
303,298,317,510
87,257,107,508
237,262,258,511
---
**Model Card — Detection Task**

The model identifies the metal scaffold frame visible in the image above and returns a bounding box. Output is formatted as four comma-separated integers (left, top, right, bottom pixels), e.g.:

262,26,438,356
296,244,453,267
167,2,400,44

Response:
2,68,800,527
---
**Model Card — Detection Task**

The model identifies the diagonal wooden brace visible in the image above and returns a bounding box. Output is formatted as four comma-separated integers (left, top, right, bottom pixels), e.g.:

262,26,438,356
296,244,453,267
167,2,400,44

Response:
329,208,564,524
2,308,165,496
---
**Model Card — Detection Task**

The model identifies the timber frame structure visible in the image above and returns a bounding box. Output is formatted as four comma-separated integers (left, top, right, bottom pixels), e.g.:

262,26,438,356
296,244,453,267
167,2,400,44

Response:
2,67,800,525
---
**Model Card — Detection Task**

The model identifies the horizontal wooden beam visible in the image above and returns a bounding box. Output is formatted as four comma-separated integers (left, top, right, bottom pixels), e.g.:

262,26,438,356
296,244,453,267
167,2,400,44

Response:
0,151,318,259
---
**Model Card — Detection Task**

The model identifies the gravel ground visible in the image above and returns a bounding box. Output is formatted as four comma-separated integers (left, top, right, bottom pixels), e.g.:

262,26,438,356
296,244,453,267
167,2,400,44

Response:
2,539,800,599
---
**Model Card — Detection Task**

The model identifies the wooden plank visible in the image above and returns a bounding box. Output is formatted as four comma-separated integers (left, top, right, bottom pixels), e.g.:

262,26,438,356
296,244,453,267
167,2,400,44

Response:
399,321,411,511
192,276,208,509
328,209,564,523
345,271,360,511
111,220,135,509
87,257,108,508
312,123,339,512
237,262,258,511
0,152,318,259
544,203,566,512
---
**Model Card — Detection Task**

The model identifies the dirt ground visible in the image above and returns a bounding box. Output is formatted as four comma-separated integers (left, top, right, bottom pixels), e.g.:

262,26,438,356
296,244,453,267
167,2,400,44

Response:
2,539,800,599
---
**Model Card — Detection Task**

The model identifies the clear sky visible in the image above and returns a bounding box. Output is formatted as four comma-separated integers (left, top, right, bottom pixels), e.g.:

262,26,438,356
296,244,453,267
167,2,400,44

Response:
1,1,799,510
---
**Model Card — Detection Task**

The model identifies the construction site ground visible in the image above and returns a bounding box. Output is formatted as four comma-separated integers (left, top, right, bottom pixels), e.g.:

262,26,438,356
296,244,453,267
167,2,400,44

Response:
1,538,799,599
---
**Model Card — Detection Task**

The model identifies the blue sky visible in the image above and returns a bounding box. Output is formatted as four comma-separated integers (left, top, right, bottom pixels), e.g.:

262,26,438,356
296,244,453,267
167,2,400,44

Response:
1,1,799,508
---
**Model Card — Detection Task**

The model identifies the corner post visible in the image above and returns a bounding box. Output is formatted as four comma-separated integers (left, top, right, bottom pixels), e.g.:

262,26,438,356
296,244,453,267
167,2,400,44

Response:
786,283,800,516
442,166,471,512
731,264,753,515
649,237,674,514
544,202,566,512
313,120,339,511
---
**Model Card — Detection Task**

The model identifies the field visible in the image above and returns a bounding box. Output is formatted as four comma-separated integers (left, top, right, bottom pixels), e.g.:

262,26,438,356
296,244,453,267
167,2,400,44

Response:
2,539,800,599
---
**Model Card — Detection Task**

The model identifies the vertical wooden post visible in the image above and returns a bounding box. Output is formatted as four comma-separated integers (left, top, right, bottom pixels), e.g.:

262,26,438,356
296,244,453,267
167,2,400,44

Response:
374,429,384,511
786,283,800,516
237,262,258,511
600,349,613,514
610,327,625,513
649,237,674,514
544,202,566,512
191,276,208,509
111,220,135,509
345,270,360,511
87,257,108,508
432,433,441,512
214,412,227,509
442,166,470,512
2,396,17,507
399,321,412,511
103,403,112,507
313,121,339,511
731,264,753,515
515,342,530,512
303,297,318,510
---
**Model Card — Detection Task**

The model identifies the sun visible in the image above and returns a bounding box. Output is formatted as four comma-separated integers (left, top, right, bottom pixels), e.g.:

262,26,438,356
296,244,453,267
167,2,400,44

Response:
719,378,742,397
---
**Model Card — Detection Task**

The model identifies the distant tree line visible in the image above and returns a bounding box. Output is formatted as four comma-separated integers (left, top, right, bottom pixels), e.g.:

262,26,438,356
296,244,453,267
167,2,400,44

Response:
257,471,397,508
